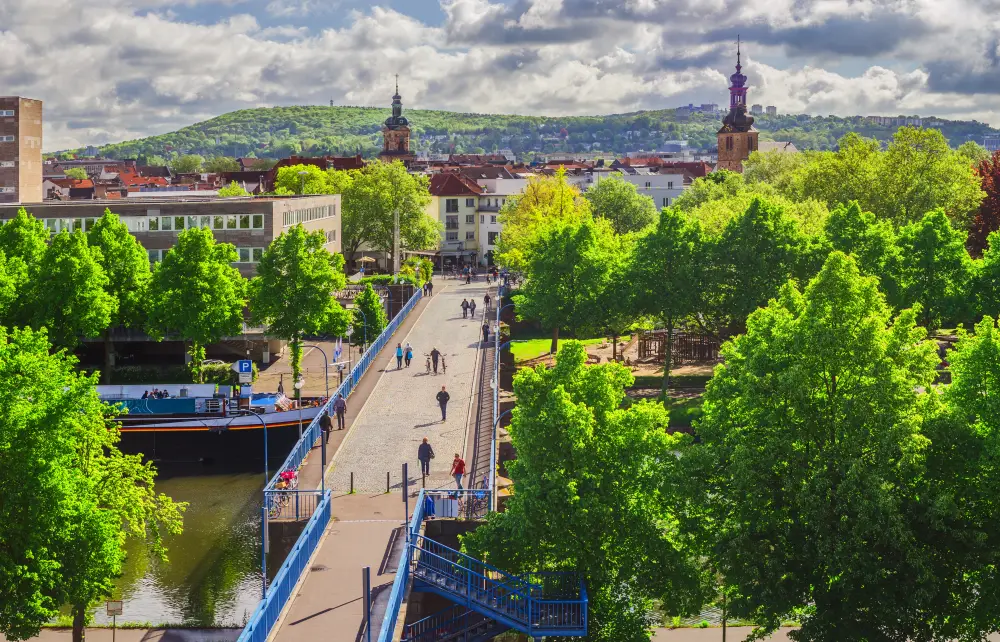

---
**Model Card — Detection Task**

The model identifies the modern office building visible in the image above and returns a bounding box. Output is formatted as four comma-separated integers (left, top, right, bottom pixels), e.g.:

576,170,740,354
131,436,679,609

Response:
0,97,43,204
0,194,341,277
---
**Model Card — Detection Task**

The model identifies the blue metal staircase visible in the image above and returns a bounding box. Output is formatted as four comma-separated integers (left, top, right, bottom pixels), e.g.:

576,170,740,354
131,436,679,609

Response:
401,605,509,642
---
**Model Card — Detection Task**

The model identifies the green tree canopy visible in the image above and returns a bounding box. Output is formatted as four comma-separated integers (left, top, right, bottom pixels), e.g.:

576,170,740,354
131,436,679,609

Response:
583,175,657,234
63,167,88,180
249,225,349,387
894,209,975,328
0,208,47,326
0,326,184,642
217,181,251,197
464,341,708,642
514,216,619,352
169,154,204,174
203,156,240,173
87,210,152,382
688,252,946,642
823,200,900,301
350,283,387,347
146,228,247,381
33,231,116,349
976,230,1000,318
328,160,437,260
274,163,331,195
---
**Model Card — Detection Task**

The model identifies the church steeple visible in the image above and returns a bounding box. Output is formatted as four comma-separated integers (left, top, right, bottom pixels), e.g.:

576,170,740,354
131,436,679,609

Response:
716,37,758,173
381,74,413,163
386,74,408,129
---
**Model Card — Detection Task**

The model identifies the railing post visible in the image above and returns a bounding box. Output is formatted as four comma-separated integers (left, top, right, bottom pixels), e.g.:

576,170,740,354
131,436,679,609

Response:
363,566,372,642
260,505,267,599
387,471,390,494
402,462,409,543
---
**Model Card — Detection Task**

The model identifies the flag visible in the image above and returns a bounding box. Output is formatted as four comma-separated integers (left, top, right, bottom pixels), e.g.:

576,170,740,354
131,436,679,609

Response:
334,338,343,362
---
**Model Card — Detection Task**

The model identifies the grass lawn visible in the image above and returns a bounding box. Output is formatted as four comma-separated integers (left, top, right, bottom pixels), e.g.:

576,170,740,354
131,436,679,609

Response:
510,336,630,363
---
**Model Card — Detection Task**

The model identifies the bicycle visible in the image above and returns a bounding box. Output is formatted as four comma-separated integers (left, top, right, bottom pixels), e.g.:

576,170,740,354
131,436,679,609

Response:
425,354,432,374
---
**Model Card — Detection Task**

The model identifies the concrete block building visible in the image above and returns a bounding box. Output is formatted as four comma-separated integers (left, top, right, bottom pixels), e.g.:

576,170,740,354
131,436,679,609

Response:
0,97,43,204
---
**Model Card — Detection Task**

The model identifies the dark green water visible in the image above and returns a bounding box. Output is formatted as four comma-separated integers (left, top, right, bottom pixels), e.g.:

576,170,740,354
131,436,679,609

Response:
89,467,266,627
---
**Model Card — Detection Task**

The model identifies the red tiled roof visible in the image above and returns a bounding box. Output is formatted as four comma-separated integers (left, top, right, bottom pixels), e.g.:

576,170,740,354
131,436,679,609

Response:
428,172,484,196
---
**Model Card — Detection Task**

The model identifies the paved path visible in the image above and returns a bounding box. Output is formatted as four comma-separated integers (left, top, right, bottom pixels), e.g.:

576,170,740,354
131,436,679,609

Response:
327,281,491,492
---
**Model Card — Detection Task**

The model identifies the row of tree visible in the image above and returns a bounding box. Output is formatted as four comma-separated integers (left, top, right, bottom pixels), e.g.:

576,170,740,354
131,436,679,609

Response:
466,257,1000,641
0,209,389,387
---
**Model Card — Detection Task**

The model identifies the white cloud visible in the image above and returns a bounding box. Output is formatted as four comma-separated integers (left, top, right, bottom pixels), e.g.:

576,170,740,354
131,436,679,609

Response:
0,0,997,151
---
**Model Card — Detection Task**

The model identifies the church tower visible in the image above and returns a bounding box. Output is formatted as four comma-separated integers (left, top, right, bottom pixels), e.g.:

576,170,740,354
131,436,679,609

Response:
380,76,414,163
716,39,758,172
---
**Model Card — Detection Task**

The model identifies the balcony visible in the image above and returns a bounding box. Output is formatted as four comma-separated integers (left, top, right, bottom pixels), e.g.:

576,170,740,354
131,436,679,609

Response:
445,223,460,230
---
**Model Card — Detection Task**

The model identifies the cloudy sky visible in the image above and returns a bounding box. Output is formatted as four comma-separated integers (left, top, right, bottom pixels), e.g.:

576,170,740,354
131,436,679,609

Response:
2,0,996,150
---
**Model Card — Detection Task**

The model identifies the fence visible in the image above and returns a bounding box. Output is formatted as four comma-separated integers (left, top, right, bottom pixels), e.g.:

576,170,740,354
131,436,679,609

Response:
637,330,720,363
265,489,324,522
237,490,332,642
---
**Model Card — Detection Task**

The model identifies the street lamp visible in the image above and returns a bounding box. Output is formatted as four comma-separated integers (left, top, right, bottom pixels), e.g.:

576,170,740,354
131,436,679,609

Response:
300,343,331,399
294,378,304,439
237,409,269,485
297,170,308,195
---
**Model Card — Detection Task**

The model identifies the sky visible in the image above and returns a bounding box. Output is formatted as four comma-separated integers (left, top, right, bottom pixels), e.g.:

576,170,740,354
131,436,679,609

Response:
2,0,997,151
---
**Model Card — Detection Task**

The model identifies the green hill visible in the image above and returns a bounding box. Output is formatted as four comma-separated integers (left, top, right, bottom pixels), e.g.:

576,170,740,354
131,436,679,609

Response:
65,105,1000,160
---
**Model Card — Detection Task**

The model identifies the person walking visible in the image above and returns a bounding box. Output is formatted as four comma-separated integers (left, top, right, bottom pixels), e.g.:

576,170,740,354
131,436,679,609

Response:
451,453,466,490
482,322,490,344
417,437,435,483
404,343,413,367
484,292,491,312
430,347,441,374
332,393,347,430
428,281,433,295
319,410,333,445
436,385,450,421
461,299,469,319
395,343,404,369
469,299,477,317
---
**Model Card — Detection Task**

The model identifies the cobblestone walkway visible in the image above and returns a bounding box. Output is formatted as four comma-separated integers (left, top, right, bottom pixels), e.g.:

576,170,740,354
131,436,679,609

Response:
326,280,491,492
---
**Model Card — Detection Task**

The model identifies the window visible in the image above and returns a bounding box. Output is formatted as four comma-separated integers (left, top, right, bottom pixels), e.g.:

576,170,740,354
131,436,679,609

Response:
187,216,198,230
160,216,173,231
490,215,497,224
84,218,95,231
239,248,251,263
481,215,485,223
644,181,651,188
0,110,14,117
60,218,72,232
446,232,459,241
148,216,160,231
488,231,499,245
213,215,224,230
466,231,475,240
147,249,162,263
445,199,458,213
726,136,733,151
44,218,58,232
173,216,185,231
446,215,459,230
465,215,475,224
252,247,264,263
200,215,211,229
239,214,251,229
226,215,237,229
0,161,13,168
466,198,475,207
252,214,264,229
662,197,669,207
0,136,14,143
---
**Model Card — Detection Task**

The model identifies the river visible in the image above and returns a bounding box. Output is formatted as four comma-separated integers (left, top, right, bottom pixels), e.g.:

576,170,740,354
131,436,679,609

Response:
88,465,266,627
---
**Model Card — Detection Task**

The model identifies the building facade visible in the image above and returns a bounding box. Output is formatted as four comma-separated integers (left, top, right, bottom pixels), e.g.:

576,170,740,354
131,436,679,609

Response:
0,97,43,204
716,43,758,173
423,173,482,268
0,195,341,277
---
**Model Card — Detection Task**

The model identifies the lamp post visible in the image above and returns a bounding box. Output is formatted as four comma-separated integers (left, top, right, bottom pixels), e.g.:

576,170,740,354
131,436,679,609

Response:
300,343,331,400
297,170,308,195
352,309,369,352
294,378,304,439
238,410,269,485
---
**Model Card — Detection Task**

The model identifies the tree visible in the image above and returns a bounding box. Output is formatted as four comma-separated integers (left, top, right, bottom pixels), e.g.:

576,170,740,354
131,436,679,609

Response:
967,150,1000,256
329,160,437,262
956,140,990,166
351,283,387,347
743,148,808,193
633,208,705,390
895,209,975,328
247,158,276,171
87,210,152,383
0,208,47,326
274,163,331,195
63,167,88,180
515,216,619,353
217,181,251,197
976,231,1000,318
32,231,116,349
0,326,184,642
702,197,810,337
495,168,591,272
463,342,708,642
146,228,247,382
203,156,240,173
583,176,657,234
249,225,349,392
688,252,948,642
824,201,900,301
144,154,168,167
169,154,204,174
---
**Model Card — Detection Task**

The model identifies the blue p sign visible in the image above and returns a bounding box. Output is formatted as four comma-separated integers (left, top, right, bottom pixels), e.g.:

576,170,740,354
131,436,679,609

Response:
238,360,253,374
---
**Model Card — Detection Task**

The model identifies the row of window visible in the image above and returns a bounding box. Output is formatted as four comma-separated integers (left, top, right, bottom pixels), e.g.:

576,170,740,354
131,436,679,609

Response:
0,110,15,117
480,215,498,224
444,198,477,213
282,205,333,227
148,246,265,264
0,136,14,143
446,231,478,241
148,213,265,232
642,181,675,189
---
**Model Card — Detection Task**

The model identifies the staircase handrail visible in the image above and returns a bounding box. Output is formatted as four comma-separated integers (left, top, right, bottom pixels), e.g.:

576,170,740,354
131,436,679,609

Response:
412,534,542,600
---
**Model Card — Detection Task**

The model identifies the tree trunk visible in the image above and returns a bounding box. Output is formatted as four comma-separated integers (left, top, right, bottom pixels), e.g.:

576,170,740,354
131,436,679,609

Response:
661,319,674,394
550,326,559,354
72,603,85,642
102,328,113,385
612,334,618,361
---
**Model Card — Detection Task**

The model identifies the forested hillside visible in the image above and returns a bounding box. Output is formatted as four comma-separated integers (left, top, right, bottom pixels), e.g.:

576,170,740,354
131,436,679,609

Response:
64,105,1000,160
